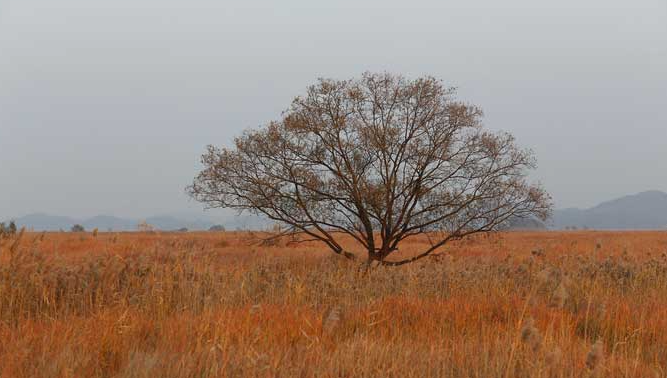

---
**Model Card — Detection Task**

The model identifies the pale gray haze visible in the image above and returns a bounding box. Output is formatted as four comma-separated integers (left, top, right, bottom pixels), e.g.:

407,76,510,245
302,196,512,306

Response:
1,0,666,218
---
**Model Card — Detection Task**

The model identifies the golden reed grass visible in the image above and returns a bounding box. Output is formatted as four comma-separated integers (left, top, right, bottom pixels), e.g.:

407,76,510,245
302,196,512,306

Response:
0,230,666,377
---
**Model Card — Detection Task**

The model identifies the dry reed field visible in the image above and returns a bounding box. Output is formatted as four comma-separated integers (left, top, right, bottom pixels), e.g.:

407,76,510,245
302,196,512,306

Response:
1,230,667,377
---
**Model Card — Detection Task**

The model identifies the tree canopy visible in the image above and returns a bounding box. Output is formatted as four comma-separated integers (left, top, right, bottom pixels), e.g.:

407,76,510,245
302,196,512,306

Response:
189,73,551,265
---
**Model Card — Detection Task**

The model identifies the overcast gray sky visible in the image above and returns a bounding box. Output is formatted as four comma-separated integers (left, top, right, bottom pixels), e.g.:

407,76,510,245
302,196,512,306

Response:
1,0,666,218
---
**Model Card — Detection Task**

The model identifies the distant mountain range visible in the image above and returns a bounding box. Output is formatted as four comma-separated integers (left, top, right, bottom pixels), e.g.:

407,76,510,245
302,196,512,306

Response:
3,213,271,231
5,191,667,231
552,190,667,230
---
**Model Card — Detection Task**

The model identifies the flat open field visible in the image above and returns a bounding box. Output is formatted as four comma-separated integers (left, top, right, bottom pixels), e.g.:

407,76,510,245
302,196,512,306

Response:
1,230,667,377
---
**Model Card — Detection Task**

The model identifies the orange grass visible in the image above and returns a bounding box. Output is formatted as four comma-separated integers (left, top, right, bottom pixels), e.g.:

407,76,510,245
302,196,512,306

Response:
1,230,667,377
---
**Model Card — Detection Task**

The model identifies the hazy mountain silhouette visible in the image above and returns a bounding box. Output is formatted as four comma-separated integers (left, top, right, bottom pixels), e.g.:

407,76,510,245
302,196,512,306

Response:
145,216,216,231
5,212,271,231
84,215,136,231
504,216,548,230
8,191,667,231
552,190,667,230
7,213,79,231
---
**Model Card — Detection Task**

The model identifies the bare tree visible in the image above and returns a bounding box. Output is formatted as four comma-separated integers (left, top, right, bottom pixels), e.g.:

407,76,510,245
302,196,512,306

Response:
189,73,551,266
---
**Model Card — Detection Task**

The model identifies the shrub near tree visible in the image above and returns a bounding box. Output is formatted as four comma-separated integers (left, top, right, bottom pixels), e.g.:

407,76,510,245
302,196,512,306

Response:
1,221,18,236
8,221,17,235
209,225,226,232
71,224,85,233
190,73,551,267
